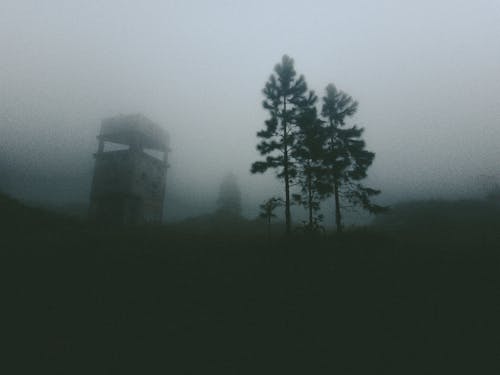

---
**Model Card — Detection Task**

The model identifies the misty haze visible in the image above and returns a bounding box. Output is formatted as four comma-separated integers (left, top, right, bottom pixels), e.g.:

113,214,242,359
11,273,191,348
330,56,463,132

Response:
1,1,499,373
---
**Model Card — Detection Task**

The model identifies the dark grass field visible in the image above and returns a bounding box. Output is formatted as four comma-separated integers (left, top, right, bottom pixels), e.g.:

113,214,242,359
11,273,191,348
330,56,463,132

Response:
1,194,499,374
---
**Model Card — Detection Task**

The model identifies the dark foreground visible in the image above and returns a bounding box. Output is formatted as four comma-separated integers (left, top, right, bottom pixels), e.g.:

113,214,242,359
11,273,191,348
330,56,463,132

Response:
1,195,499,374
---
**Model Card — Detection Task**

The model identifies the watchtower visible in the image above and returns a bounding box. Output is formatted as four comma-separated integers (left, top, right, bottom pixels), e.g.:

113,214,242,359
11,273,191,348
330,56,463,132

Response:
89,114,170,224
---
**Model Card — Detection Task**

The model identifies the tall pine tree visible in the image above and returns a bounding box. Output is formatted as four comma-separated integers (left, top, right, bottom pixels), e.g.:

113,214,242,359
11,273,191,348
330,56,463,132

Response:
251,55,307,235
292,91,325,230
320,84,384,232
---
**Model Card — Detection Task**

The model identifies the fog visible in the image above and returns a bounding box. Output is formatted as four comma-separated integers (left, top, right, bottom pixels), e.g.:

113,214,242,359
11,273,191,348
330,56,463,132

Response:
1,0,499,223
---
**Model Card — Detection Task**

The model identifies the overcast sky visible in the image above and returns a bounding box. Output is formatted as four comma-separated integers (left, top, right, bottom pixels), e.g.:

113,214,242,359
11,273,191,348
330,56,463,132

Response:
1,0,499,221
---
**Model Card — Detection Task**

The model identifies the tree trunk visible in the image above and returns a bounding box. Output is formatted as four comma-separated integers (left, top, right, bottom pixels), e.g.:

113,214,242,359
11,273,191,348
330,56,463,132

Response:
330,129,342,234
284,151,291,235
308,171,313,227
267,216,271,240
283,96,291,235
334,177,342,233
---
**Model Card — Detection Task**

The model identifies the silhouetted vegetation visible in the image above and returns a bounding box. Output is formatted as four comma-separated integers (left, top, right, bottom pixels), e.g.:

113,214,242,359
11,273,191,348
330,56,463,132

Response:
252,56,385,235
251,55,308,235
292,93,325,230
2,192,498,374
215,172,242,218
319,84,386,232
374,198,500,237
259,197,283,239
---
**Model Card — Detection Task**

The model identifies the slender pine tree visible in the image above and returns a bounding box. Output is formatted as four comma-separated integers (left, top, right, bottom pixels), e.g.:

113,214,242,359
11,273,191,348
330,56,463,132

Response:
320,84,385,232
251,55,307,235
292,91,325,230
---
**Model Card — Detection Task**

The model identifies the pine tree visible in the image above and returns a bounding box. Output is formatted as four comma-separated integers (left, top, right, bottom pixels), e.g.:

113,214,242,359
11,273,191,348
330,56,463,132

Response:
291,91,325,230
320,84,384,232
216,173,242,218
251,55,308,235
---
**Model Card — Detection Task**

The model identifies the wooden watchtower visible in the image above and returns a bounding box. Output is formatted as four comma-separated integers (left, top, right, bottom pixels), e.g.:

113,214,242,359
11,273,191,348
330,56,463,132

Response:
89,114,170,224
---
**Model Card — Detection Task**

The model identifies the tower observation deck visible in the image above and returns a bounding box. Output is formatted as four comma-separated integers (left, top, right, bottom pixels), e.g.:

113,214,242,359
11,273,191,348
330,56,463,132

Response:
89,114,170,224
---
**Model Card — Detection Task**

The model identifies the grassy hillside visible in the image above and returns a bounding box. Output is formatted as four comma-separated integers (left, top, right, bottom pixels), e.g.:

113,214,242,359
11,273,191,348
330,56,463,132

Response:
1,193,498,374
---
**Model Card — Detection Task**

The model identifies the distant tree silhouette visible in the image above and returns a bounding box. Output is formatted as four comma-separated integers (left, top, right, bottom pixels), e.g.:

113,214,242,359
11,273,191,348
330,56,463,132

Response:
485,181,500,202
320,84,385,232
216,173,242,218
251,55,308,235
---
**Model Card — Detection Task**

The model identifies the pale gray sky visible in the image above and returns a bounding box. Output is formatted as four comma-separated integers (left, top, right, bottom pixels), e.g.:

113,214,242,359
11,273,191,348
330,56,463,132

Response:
1,1,499,221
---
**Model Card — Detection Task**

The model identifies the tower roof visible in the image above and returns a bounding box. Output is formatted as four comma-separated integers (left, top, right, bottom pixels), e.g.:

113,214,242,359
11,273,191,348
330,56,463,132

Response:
99,114,169,151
